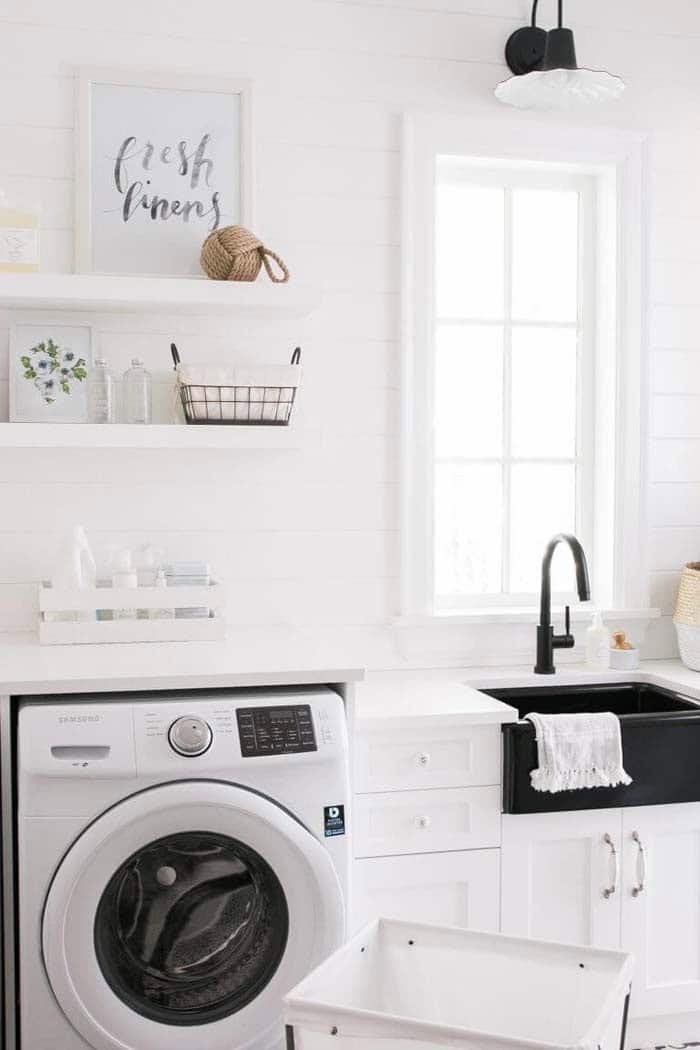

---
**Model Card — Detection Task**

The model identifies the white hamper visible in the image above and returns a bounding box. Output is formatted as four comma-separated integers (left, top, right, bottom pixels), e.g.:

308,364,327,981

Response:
285,919,633,1050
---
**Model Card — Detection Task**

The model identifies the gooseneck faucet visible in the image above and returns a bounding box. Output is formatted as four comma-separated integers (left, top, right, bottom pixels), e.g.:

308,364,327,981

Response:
535,533,591,675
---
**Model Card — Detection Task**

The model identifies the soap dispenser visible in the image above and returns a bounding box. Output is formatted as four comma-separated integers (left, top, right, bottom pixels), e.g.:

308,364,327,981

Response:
586,610,610,670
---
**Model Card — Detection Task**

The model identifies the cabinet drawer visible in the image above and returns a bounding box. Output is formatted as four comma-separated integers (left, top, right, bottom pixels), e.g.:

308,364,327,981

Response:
354,786,500,858
354,724,500,793
352,848,500,933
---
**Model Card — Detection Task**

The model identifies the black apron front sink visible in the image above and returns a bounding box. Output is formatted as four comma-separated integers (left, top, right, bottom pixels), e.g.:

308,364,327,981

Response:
483,683,700,814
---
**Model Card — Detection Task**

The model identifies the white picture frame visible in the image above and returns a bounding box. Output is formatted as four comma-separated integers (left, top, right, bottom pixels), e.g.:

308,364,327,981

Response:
9,318,94,423
76,67,253,277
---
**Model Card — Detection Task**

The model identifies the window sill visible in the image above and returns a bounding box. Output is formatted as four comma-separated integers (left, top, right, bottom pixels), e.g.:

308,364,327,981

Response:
395,607,662,628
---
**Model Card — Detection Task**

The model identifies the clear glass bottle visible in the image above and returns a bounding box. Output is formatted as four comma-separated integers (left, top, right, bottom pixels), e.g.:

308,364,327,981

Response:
88,359,116,424
123,358,152,424
150,569,175,621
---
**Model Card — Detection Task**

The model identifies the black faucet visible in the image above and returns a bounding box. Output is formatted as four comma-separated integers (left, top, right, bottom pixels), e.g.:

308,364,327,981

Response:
534,533,591,675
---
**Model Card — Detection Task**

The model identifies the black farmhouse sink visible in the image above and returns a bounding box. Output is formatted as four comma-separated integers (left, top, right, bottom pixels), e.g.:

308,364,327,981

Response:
483,683,700,814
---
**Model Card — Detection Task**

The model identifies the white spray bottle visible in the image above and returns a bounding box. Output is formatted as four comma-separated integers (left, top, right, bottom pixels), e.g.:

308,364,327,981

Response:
50,526,97,622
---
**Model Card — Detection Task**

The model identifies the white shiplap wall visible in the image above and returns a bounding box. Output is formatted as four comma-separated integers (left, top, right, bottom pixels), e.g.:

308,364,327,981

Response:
0,0,698,665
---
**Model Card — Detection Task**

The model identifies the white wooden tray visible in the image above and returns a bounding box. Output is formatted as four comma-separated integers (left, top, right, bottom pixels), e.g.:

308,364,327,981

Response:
38,582,226,645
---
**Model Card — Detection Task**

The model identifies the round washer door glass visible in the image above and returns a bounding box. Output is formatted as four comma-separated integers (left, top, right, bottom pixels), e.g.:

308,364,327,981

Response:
94,830,289,1026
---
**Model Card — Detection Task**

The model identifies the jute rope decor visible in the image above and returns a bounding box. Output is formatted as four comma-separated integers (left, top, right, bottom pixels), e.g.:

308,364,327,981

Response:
200,225,290,283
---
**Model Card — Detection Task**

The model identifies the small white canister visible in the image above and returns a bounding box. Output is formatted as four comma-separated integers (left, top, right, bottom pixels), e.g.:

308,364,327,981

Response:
609,631,640,671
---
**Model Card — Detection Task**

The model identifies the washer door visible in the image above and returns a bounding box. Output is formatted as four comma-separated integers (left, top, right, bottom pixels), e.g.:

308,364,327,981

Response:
43,781,345,1050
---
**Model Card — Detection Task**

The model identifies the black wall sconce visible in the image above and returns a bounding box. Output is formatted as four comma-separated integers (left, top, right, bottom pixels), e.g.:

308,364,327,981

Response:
495,0,625,110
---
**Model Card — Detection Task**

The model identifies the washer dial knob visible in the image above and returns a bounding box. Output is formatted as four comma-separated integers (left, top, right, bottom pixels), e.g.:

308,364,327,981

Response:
168,716,212,757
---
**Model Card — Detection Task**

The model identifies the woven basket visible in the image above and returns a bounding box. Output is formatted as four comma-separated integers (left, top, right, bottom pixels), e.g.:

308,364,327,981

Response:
673,562,700,670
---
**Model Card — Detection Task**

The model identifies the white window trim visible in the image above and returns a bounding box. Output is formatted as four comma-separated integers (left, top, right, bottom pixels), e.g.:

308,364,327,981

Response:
400,111,652,625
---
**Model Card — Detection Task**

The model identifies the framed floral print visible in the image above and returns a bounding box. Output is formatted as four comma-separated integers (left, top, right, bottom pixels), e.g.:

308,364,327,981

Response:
9,320,93,422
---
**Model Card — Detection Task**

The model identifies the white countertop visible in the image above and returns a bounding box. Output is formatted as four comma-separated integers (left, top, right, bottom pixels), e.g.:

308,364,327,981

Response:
2,630,700,730
0,629,365,695
354,678,519,728
356,660,700,726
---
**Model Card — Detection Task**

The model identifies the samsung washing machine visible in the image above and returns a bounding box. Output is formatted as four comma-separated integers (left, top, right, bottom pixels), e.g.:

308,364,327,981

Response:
18,687,350,1050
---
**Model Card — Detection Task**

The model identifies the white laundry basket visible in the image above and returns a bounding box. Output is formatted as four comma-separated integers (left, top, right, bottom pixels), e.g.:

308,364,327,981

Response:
284,919,633,1050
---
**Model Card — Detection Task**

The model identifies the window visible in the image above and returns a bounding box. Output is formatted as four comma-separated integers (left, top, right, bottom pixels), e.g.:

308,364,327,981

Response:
433,163,594,608
402,116,648,622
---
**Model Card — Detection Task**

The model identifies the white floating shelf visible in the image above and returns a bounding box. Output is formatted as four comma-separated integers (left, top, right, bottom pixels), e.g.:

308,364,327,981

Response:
0,273,321,317
0,422,307,449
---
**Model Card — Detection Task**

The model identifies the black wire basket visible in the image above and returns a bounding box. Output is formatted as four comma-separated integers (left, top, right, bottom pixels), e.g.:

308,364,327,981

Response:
172,345,301,426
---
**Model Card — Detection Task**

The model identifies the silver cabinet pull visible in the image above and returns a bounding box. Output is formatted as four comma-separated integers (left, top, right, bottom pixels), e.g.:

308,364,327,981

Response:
603,833,618,899
632,831,646,896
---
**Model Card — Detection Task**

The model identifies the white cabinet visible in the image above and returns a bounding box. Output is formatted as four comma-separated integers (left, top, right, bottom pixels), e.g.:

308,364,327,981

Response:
502,803,700,1020
354,723,501,794
353,849,500,932
501,810,622,949
355,786,500,859
621,803,700,1018
353,719,502,934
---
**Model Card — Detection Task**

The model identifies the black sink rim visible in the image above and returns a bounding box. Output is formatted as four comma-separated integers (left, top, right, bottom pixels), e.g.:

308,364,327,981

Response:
483,681,700,723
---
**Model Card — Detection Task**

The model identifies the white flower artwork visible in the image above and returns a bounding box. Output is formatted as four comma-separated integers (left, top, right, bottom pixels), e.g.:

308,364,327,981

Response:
9,321,93,423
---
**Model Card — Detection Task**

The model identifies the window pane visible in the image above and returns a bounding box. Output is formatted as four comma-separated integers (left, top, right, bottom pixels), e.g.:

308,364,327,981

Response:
509,464,576,593
435,183,504,320
435,463,502,596
512,189,579,323
511,328,578,458
435,325,503,458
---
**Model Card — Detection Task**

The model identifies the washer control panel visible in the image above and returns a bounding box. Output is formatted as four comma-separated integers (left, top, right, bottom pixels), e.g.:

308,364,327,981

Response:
168,715,213,757
236,705,317,756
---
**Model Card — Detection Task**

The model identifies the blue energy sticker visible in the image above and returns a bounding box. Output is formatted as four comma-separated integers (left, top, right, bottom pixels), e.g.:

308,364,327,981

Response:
324,804,346,837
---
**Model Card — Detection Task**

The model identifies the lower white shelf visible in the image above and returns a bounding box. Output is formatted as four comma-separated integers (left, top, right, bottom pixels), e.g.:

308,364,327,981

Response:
0,422,304,449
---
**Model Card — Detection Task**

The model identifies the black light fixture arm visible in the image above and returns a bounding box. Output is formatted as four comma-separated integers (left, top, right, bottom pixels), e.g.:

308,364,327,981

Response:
530,1,564,28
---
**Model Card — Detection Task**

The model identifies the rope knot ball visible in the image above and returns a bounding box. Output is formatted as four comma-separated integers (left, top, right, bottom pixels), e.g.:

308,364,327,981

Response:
200,225,290,283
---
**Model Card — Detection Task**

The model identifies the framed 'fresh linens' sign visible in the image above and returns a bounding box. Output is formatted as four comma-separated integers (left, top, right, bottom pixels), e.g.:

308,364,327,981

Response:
76,68,253,277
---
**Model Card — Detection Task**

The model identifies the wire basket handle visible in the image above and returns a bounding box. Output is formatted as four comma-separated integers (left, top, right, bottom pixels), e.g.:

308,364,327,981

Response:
173,341,299,369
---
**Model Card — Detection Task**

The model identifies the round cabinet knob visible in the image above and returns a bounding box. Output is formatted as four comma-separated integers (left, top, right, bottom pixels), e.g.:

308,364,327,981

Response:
415,815,432,830
417,752,431,768
168,716,212,757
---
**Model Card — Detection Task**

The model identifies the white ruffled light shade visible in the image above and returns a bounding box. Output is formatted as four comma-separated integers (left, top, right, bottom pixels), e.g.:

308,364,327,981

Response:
495,67,625,111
